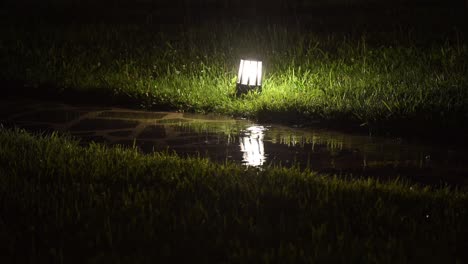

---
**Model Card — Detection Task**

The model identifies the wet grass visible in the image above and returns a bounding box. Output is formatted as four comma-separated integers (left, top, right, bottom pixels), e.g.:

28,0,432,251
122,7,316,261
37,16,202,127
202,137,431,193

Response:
0,128,467,262
1,22,467,133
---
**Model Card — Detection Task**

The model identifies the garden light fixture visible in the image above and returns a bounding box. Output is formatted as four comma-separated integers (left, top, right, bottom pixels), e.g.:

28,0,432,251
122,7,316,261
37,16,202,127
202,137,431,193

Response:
236,59,262,95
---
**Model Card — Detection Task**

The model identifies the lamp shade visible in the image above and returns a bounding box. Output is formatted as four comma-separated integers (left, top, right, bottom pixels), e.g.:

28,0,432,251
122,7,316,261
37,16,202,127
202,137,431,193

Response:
237,59,262,87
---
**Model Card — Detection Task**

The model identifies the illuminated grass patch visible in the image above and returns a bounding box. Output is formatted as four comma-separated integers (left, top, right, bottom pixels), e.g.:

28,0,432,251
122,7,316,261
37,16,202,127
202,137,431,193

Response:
1,23,467,129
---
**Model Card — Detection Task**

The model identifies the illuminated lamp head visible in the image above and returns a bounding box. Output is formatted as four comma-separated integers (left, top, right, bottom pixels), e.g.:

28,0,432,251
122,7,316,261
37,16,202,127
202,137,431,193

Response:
236,59,262,96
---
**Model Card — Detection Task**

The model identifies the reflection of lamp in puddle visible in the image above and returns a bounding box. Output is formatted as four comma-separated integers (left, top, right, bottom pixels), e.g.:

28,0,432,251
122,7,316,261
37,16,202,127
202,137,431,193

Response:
240,126,266,166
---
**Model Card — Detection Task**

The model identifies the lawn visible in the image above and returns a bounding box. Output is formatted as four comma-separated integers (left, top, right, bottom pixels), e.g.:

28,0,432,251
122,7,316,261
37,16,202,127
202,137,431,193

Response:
0,128,467,262
1,20,467,135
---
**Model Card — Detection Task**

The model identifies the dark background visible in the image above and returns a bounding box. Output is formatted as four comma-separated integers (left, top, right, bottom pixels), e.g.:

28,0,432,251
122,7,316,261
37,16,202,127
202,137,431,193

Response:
2,0,467,32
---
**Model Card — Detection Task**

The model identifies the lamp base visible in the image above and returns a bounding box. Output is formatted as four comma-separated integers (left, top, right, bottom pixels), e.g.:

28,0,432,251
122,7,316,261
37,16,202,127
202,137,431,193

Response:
236,84,262,97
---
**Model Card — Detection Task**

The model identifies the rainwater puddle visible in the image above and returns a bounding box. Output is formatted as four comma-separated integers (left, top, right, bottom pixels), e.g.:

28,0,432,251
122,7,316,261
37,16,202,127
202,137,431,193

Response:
2,99,468,186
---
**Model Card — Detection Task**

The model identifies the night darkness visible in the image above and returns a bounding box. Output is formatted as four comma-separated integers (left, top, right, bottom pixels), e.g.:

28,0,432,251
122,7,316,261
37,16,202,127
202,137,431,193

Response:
1,0,468,263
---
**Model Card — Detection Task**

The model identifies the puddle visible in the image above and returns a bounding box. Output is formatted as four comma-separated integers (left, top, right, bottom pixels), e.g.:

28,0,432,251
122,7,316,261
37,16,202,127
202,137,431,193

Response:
13,109,84,123
97,111,167,119
2,99,468,186
240,126,267,167
69,118,139,131
138,125,167,139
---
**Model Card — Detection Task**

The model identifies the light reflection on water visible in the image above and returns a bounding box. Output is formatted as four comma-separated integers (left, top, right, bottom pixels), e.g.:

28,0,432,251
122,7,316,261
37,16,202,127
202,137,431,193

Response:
239,125,267,167
157,120,468,185
5,99,467,186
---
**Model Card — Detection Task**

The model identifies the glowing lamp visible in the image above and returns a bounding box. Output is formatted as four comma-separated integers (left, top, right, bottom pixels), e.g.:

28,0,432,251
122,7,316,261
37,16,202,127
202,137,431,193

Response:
236,59,262,95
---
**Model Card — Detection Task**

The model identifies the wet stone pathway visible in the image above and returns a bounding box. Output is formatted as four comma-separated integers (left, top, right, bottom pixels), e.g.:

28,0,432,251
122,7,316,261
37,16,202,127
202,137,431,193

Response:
1,98,468,187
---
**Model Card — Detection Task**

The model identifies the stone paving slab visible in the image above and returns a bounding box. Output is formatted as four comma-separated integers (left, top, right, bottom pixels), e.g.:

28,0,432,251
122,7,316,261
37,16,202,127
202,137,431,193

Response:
13,109,84,124
69,118,140,131
97,111,167,120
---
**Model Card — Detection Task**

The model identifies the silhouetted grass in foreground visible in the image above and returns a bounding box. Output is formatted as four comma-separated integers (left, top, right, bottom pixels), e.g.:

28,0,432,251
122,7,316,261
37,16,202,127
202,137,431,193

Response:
0,128,467,262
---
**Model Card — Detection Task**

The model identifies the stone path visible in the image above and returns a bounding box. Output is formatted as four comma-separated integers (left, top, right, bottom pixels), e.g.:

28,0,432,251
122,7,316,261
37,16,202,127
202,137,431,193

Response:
0,99,244,155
